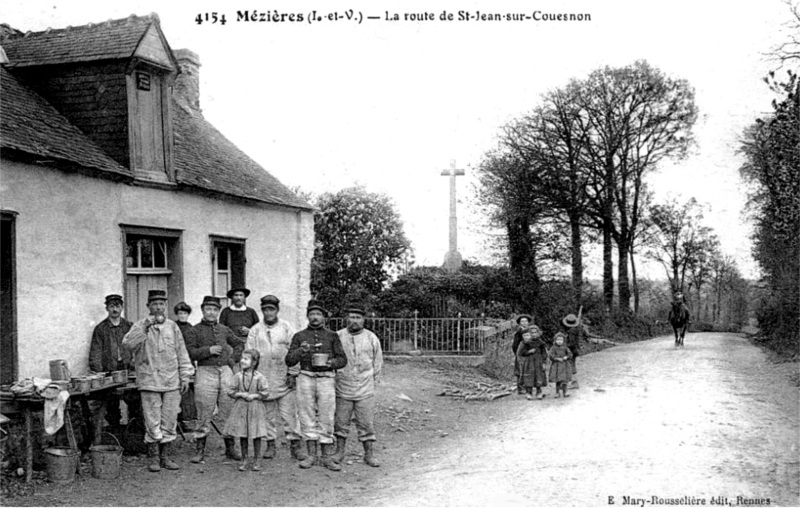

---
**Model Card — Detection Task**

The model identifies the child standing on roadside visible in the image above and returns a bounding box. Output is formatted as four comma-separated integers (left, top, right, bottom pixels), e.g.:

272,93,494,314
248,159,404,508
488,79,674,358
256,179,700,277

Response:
517,325,549,400
224,349,270,471
512,315,533,394
548,333,573,398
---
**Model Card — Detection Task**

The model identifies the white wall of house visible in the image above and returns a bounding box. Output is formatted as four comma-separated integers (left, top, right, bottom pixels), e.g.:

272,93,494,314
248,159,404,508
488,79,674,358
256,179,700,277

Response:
1,159,313,378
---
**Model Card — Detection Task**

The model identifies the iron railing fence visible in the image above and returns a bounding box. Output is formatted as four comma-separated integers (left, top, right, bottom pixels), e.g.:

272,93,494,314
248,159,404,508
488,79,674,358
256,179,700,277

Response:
326,314,491,355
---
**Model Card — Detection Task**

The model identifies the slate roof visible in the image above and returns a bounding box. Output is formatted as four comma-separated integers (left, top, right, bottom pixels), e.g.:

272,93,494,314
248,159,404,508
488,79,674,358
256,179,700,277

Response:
172,98,312,209
0,14,312,211
0,67,132,177
1,14,155,67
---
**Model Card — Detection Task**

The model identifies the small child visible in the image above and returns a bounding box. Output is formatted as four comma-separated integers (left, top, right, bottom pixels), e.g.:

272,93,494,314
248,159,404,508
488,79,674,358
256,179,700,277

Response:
548,333,573,398
517,325,548,400
223,349,270,471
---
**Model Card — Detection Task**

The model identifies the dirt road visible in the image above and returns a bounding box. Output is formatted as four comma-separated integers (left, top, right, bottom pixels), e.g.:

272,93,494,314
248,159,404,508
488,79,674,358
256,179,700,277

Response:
7,333,798,507
366,333,800,507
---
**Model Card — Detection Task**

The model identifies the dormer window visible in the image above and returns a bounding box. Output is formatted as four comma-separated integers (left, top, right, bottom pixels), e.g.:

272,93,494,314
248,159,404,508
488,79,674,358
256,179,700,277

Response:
127,62,174,183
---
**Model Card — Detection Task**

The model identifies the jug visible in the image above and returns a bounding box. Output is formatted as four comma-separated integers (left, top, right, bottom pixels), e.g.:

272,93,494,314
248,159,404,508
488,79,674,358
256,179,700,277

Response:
49,360,71,381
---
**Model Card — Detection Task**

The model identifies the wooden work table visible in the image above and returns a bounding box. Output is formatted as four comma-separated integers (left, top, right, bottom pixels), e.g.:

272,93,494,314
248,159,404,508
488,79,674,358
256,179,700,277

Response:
0,380,134,483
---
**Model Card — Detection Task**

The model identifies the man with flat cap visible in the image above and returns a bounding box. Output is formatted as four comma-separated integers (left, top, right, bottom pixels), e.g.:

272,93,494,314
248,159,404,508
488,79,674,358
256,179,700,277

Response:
123,289,194,472
333,305,383,467
219,287,259,367
88,294,133,437
184,296,240,463
285,300,347,471
246,295,306,462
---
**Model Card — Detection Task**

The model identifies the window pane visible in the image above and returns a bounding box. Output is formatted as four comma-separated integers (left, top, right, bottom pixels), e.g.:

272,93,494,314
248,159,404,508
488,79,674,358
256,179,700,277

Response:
217,273,229,295
140,239,153,268
217,246,229,270
126,240,138,268
154,241,167,268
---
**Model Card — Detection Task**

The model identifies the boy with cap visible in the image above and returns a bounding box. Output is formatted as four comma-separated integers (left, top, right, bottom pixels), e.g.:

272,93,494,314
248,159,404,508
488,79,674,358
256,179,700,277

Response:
123,290,194,472
285,300,347,471
246,295,306,461
219,287,259,366
88,294,133,436
333,305,383,467
184,296,240,463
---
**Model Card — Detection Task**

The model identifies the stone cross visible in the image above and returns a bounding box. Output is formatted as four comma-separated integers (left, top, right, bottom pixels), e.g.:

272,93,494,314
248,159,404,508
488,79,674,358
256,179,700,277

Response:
440,160,465,272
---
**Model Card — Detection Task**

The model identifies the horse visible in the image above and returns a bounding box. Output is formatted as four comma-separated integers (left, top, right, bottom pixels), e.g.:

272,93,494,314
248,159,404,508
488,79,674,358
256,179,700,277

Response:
668,301,690,347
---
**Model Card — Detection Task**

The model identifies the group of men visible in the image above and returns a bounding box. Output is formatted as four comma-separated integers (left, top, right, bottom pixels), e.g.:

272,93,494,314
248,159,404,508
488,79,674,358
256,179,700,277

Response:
88,288,384,473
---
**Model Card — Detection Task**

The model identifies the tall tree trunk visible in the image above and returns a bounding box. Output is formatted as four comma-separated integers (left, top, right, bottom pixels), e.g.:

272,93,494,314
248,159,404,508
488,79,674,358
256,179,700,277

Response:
603,218,614,314
617,234,631,312
603,160,615,314
506,216,539,292
569,212,583,308
630,243,640,315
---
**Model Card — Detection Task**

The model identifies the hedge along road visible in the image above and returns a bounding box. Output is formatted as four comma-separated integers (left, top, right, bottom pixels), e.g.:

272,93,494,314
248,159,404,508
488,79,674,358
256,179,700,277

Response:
366,333,800,507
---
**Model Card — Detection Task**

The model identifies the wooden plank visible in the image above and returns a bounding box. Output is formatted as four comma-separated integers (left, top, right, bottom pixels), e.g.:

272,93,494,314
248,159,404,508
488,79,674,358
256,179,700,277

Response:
24,405,32,483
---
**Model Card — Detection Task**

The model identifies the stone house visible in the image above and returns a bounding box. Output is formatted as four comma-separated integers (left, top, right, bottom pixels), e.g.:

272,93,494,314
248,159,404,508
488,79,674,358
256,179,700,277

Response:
0,14,314,382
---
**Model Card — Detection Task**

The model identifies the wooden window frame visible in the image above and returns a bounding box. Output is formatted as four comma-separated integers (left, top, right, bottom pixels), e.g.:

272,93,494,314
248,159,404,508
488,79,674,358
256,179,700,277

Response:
120,225,183,317
210,236,246,308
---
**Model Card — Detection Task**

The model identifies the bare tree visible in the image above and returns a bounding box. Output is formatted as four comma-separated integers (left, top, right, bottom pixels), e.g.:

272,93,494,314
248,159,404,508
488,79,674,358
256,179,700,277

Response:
578,61,698,312
770,0,800,66
645,197,719,293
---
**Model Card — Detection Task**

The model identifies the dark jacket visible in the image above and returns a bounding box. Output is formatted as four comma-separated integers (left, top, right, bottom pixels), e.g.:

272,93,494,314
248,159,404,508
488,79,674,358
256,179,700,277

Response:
176,321,193,337
565,326,586,355
89,317,133,372
285,326,347,373
219,306,260,362
184,320,237,369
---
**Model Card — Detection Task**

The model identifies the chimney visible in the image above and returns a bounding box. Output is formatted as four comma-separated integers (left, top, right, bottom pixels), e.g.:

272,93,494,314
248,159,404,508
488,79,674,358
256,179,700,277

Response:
174,48,201,111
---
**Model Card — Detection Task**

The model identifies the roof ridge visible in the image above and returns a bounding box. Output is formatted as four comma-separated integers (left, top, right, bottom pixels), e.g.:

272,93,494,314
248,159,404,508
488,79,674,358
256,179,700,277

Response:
1,13,157,42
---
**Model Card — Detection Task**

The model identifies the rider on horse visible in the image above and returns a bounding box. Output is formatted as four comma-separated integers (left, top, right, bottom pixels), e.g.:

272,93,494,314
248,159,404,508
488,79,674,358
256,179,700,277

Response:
674,291,689,314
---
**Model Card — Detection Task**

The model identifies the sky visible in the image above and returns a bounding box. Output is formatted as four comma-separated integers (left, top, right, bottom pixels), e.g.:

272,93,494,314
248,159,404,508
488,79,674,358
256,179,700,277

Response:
2,0,794,279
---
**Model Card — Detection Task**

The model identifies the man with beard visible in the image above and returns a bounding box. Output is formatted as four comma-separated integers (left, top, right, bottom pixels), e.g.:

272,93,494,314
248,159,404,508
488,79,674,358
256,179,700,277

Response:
332,306,383,467
285,300,347,471
245,295,306,462
123,290,194,472
219,287,259,367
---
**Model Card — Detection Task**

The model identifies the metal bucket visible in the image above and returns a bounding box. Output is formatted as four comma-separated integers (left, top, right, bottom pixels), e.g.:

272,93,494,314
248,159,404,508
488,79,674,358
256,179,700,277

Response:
90,376,103,389
111,370,127,383
311,353,329,367
90,433,123,479
44,447,80,484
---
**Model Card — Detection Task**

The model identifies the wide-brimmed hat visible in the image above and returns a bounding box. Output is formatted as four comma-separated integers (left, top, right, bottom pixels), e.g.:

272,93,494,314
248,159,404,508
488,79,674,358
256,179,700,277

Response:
562,314,580,327
147,290,167,303
226,287,251,299
174,301,192,314
260,295,280,309
201,296,221,309
346,305,366,316
104,294,123,306
516,314,532,325
307,299,328,317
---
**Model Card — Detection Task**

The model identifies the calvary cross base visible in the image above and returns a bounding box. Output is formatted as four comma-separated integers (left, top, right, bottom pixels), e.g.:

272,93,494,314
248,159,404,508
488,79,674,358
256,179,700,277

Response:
441,160,464,272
